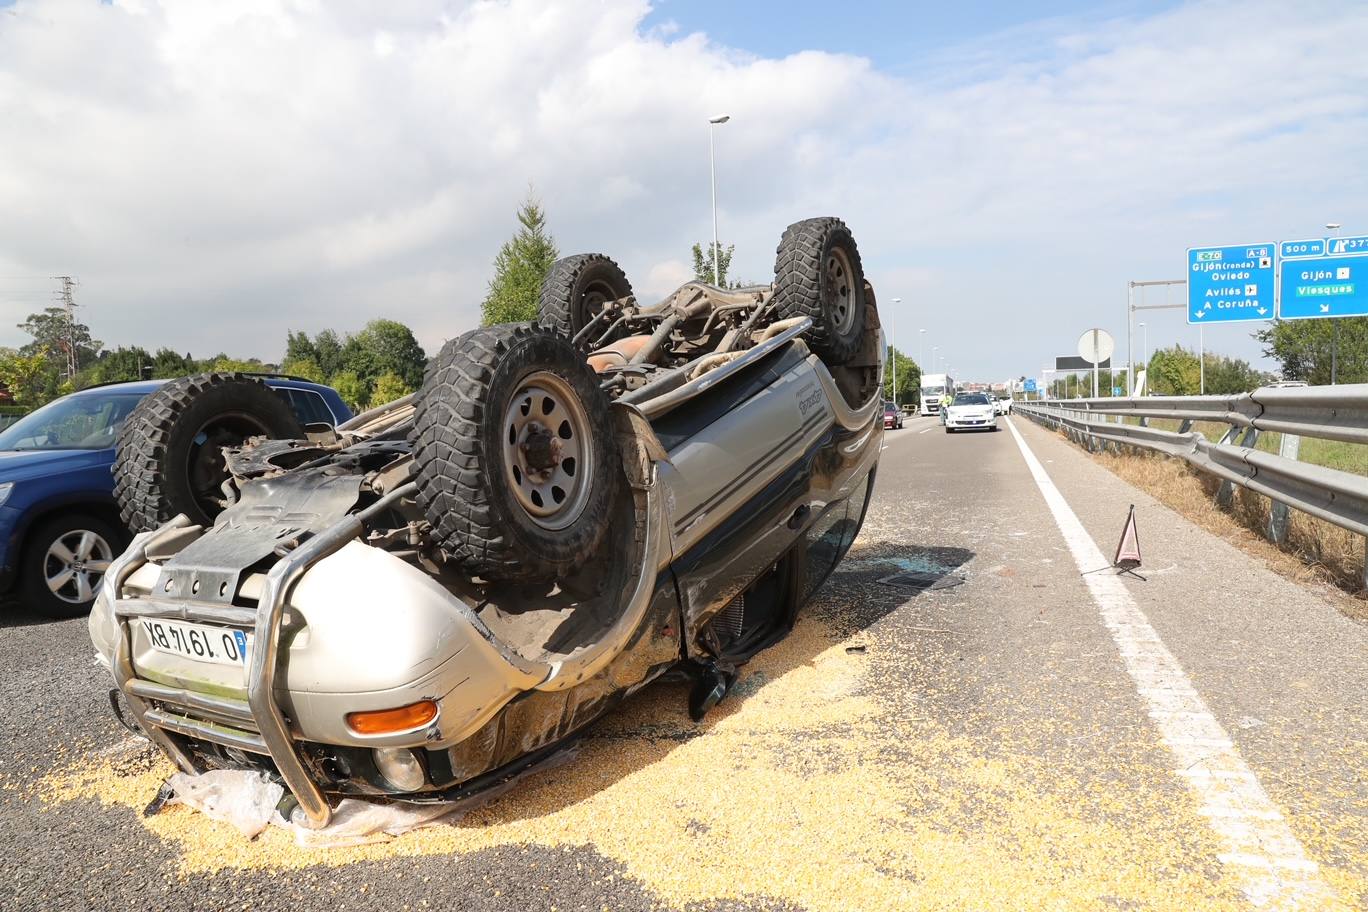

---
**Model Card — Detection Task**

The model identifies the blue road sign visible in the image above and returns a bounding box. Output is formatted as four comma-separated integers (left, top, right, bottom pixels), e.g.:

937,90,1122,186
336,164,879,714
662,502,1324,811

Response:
1187,243,1276,324
1279,236,1368,320
1024,379,1038,393
1281,238,1325,259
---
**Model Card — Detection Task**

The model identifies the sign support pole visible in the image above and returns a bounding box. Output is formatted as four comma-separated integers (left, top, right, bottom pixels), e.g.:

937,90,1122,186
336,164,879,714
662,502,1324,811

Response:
1127,282,1135,393
1333,321,1339,385
1127,279,1186,398
1199,325,1205,395
1092,329,1100,398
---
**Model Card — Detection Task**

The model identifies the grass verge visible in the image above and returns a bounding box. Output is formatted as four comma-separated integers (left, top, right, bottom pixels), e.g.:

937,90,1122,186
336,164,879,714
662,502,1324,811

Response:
1081,444,1368,623
1128,418,1368,477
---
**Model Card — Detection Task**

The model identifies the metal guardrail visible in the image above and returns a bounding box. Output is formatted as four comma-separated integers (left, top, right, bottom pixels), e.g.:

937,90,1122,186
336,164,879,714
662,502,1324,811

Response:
1014,386,1368,575
1025,385,1368,446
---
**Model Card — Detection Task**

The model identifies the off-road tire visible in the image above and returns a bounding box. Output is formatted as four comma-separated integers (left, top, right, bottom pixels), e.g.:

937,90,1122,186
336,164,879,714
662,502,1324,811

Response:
772,217,867,365
113,373,304,533
538,254,633,344
412,324,621,581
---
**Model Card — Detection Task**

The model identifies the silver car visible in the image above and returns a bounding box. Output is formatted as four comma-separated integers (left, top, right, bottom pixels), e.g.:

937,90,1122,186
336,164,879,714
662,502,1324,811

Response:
89,217,885,827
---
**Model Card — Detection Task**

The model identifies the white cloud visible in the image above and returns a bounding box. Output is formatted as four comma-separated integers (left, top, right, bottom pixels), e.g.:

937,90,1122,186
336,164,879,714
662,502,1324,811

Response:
1,0,1365,377
643,258,692,295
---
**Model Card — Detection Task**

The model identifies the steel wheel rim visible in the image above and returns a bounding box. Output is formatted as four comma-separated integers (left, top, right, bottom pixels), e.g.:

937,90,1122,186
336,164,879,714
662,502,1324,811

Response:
502,370,595,531
44,528,113,604
824,246,858,335
184,412,272,520
575,280,616,329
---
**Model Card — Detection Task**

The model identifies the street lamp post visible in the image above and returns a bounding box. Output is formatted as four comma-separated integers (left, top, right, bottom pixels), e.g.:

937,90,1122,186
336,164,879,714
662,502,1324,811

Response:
918,329,926,370
932,346,939,373
890,297,901,408
708,115,731,287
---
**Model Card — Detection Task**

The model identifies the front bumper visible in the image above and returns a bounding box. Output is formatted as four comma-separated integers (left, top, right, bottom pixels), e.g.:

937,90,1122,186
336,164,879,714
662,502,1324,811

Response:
92,480,667,828
89,484,537,828
946,415,997,428
0,504,21,592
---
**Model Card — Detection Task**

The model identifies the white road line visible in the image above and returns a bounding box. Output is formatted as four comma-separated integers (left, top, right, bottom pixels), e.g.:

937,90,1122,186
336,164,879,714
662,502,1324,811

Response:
918,425,936,434
1005,417,1339,910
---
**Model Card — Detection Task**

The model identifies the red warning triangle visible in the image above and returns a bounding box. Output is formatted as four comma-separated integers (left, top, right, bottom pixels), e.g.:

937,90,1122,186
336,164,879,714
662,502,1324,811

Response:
1114,504,1141,570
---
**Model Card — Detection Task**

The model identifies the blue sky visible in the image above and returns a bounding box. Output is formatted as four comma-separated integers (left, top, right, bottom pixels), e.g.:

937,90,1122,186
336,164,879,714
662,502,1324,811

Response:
644,0,1178,73
1,0,1365,382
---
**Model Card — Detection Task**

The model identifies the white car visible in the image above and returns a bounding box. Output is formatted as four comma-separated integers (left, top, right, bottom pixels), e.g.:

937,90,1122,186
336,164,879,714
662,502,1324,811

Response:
944,393,999,432
994,397,1012,415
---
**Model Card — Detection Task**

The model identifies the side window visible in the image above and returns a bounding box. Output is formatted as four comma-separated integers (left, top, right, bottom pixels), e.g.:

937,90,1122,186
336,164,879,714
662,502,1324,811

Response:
279,388,335,427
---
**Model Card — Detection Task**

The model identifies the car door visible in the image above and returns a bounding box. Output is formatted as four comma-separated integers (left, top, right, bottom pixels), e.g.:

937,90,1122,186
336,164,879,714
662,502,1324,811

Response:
654,344,836,654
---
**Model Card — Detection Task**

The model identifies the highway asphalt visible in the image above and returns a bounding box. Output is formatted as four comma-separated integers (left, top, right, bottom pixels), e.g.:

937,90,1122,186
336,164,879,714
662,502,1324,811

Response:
1,414,1363,911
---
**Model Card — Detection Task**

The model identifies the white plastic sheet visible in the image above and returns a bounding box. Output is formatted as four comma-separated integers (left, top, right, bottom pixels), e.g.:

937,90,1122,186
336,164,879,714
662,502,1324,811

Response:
166,770,283,839
158,748,577,848
164,769,460,847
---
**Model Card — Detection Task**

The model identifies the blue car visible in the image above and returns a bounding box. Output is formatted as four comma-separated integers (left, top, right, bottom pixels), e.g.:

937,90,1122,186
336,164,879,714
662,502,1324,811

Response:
0,376,350,618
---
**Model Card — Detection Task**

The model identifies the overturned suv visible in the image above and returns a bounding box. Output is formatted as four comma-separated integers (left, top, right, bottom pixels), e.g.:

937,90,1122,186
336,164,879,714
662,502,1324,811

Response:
90,217,884,827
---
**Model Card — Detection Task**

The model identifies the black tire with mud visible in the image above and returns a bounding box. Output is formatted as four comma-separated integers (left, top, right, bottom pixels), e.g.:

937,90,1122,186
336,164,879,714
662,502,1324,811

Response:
538,254,633,343
772,217,867,365
412,324,620,581
113,373,304,532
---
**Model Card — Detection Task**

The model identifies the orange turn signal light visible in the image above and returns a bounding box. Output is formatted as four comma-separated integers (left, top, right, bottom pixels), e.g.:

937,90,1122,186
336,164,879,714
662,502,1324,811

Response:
345,700,438,735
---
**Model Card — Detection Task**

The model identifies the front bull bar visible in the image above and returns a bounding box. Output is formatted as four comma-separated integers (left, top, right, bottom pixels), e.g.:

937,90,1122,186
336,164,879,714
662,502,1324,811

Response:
107,483,419,830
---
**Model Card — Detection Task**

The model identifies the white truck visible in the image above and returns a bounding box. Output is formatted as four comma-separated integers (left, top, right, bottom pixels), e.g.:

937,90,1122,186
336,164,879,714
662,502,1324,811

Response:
919,372,954,416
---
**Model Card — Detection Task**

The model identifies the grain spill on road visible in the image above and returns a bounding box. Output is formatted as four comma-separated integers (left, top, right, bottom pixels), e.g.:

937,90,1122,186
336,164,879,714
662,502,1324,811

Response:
37,597,1266,912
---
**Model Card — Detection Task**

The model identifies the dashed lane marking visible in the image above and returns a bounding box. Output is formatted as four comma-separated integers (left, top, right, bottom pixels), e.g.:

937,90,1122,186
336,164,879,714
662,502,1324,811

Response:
1005,417,1342,910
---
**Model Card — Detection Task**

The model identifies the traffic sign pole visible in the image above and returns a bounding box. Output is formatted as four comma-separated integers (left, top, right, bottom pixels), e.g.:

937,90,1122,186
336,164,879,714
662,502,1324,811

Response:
1127,279,1185,395
1093,329,1099,398
1199,325,1205,395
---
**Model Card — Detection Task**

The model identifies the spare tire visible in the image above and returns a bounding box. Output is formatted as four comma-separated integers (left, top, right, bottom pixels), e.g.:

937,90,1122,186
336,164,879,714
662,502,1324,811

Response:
113,373,305,532
412,324,620,581
772,217,867,365
538,253,633,344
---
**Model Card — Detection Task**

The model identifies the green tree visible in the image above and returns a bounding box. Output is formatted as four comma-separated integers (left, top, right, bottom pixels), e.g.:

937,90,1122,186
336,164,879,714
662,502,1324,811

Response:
1203,352,1270,395
481,192,560,325
151,348,196,379
368,372,412,409
1049,373,1095,399
313,329,345,377
207,356,271,373
88,346,153,384
282,356,327,384
1147,345,1202,395
691,242,736,287
284,330,316,366
882,348,920,405
17,306,102,372
0,346,54,405
344,319,427,389
330,370,368,411
1254,318,1368,384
